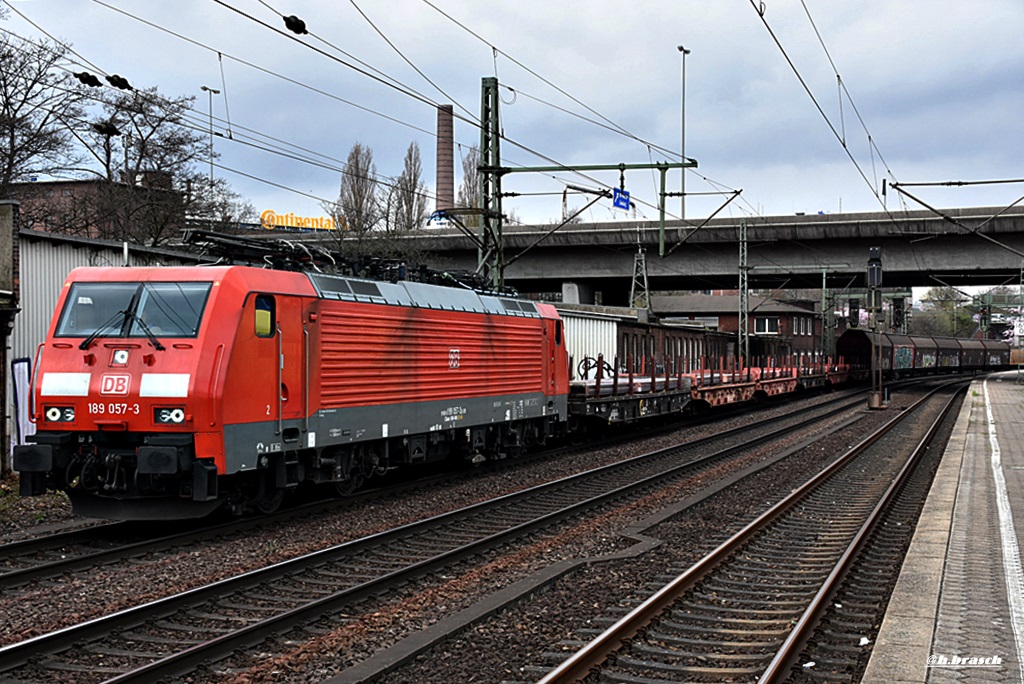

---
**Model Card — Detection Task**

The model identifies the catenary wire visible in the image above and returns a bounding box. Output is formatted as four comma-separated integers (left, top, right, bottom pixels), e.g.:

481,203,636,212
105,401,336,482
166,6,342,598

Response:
0,29,406,192
798,0,905,211
15,0,758,226
5,3,451,201
412,1,770,222
345,0,477,123
91,0,643,213
0,45,429,208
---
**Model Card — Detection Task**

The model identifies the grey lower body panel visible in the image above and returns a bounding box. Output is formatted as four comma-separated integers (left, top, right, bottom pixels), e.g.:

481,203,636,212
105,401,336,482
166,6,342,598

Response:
222,393,567,474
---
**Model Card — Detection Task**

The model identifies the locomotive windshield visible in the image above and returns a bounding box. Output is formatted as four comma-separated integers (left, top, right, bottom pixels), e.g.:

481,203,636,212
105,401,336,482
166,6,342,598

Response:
55,281,212,339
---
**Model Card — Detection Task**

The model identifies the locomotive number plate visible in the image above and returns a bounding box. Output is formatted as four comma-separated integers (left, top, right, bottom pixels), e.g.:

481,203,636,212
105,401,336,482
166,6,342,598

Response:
89,402,141,415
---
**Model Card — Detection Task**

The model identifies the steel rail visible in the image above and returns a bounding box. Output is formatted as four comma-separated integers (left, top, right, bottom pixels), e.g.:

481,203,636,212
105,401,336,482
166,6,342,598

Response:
0,446,577,589
536,380,963,683
757,384,965,682
0,521,126,558
0,390,862,591
0,384,865,680
98,391,869,683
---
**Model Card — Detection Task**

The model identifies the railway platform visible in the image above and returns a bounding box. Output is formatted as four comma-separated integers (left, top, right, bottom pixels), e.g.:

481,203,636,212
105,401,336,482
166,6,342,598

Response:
864,371,1024,683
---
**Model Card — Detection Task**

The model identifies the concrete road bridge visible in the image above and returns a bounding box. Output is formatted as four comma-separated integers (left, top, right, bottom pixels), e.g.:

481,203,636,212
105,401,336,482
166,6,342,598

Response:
402,205,1024,304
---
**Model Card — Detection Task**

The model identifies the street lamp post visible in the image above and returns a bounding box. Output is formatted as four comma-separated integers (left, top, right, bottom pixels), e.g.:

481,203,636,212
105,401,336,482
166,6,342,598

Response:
200,85,220,184
677,45,690,220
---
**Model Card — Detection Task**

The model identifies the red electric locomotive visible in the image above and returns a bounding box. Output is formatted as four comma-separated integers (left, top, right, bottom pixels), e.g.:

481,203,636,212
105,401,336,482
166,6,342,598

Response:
15,265,570,519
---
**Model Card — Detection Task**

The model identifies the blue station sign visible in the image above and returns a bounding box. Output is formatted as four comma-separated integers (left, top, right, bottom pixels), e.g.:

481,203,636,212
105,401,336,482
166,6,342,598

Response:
612,187,631,211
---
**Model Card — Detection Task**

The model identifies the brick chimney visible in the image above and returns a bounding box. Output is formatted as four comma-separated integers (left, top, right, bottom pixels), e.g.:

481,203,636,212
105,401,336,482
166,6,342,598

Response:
435,104,454,212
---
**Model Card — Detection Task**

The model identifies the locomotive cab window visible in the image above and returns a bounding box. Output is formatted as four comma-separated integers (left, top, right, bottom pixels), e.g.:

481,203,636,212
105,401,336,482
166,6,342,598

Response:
255,295,275,337
56,281,211,339
131,282,211,337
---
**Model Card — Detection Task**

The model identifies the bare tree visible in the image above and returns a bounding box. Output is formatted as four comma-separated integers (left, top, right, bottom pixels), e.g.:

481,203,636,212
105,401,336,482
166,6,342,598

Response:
335,142,381,236
322,141,432,268
70,87,209,245
0,17,263,247
0,28,87,198
322,142,389,262
916,286,973,337
906,310,949,337
184,174,256,234
456,145,481,227
387,142,429,233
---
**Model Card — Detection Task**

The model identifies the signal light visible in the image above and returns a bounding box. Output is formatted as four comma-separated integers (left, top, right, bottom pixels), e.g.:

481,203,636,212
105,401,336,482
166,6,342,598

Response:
105,74,133,90
74,71,103,87
848,298,860,328
284,15,308,34
892,298,905,327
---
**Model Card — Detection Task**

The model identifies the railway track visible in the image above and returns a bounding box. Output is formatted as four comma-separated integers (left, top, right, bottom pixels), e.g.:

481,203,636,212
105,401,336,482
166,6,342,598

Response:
0,484,426,590
533,381,964,683
0,390,869,682
0,389,864,592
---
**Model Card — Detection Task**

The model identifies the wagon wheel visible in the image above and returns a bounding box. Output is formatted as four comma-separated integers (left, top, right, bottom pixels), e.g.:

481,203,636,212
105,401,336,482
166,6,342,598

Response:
333,474,363,497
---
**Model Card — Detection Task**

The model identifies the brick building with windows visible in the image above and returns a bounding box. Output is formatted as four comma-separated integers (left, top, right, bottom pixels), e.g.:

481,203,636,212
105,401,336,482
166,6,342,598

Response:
650,293,822,364
8,175,184,244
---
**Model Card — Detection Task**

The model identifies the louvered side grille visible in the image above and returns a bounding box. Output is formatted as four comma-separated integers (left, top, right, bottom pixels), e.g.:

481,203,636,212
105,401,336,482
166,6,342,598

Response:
318,305,544,408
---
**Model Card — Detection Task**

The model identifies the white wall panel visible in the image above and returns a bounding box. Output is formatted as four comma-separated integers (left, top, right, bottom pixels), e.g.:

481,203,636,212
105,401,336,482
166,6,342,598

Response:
559,312,618,380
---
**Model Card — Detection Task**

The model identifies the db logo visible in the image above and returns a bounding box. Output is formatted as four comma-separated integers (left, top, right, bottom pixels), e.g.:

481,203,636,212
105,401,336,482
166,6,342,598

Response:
100,374,131,395
449,349,460,369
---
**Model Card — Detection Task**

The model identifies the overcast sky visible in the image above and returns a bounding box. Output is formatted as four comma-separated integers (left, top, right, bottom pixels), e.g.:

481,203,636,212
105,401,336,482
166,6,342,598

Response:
5,0,1023,226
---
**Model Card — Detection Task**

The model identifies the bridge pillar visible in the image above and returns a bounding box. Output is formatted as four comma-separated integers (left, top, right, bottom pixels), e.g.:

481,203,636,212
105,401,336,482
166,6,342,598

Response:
562,281,596,305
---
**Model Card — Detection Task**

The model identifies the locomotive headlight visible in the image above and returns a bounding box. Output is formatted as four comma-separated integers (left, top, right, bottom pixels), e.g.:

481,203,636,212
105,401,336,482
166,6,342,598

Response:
155,407,186,424
44,406,75,422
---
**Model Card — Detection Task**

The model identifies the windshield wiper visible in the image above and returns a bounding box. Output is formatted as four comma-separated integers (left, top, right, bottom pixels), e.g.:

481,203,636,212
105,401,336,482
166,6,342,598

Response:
79,310,130,350
122,309,166,351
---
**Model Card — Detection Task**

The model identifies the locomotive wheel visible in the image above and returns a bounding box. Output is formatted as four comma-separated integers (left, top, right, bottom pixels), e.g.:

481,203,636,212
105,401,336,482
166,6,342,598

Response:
253,486,286,515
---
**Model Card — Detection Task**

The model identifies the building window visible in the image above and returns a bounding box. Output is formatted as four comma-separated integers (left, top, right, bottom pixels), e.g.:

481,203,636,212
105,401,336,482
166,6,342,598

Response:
755,317,780,334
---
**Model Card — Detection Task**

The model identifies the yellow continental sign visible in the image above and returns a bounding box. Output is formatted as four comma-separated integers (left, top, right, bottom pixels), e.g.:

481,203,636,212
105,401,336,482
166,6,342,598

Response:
260,209,340,231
